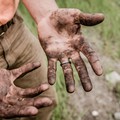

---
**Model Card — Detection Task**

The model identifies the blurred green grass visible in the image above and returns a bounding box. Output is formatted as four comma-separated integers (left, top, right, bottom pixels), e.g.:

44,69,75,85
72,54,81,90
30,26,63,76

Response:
18,0,120,119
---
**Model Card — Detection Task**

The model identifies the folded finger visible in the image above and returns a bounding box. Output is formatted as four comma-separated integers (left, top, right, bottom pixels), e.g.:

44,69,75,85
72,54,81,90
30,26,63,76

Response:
60,58,75,93
2,104,38,118
16,106,38,117
11,97,53,109
81,42,103,76
19,83,49,97
10,62,41,80
23,97,53,108
79,12,104,26
48,58,57,85
71,52,92,92
6,95,52,109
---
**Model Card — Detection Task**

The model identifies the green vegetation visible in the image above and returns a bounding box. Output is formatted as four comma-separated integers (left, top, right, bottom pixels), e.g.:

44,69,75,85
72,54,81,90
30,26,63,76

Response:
18,0,120,120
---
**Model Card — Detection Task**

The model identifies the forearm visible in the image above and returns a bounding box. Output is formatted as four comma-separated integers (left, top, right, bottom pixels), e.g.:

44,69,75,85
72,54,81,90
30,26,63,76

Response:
22,0,58,24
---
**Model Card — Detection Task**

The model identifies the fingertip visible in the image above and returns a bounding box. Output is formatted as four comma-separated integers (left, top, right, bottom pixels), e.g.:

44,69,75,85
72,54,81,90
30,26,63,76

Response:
29,107,38,115
41,98,53,106
67,85,75,93
84,84,93,92
24,106,38,116
81,77,93,92
93,61,103,76
96,13,105,23
40,84,49,91
80,12,105,26
96,69,103,76
33,62,41,68
48,78,55,85
35,97,53,108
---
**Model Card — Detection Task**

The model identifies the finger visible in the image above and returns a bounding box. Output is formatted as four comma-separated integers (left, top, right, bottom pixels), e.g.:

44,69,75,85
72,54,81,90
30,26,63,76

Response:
15,106,38,117
48,58,57,85
5,96,53,110
81,42,103,76
71,52,92,92
79,12,104,26
60,58,75,93
10,62,41,80
19,83,49,97
2,103,38,118
22,97,53,108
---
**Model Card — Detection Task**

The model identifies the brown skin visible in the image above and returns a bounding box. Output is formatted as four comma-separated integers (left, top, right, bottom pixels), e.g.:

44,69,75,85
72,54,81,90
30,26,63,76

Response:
38,9,104,93
0,62,52,118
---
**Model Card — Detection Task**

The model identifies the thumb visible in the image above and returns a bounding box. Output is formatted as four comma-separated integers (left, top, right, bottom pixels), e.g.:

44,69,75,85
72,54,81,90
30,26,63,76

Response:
10,62,41,82
79,12,104,26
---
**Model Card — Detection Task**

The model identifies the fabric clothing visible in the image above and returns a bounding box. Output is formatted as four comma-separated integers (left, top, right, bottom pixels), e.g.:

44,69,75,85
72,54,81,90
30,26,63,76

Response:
0,13,57,120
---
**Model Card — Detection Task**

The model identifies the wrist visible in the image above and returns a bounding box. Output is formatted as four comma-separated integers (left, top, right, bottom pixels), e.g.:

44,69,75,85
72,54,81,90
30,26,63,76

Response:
22,0,59,24
36,8,58,24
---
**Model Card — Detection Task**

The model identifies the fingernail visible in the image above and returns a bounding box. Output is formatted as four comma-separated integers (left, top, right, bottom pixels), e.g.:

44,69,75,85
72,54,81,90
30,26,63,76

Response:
41,98,53,106
35,98,53,107
84,83,93,92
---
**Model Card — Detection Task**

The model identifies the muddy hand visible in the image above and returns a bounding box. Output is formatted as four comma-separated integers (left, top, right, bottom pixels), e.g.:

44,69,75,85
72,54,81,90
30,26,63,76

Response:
0,62,52,118
38,9,104,93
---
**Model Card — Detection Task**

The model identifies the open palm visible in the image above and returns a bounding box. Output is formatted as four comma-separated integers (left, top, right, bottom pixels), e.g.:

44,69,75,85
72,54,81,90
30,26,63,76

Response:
0,62,52,118
38,9,104,93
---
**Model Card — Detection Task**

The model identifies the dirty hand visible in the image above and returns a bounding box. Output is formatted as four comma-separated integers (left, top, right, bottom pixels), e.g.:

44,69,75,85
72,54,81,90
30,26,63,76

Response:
0,62,52,118
38,9,104,93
